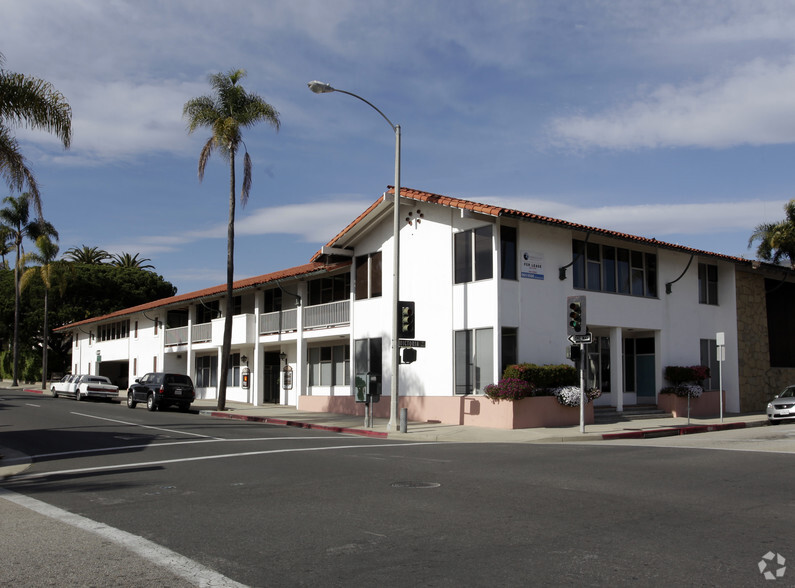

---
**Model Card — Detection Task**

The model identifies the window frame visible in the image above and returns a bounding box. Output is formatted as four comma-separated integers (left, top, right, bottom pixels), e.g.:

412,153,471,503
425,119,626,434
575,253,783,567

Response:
454,225,494,284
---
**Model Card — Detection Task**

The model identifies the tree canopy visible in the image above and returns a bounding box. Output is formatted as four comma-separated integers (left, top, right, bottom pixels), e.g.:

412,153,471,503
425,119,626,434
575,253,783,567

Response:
748,199,795,267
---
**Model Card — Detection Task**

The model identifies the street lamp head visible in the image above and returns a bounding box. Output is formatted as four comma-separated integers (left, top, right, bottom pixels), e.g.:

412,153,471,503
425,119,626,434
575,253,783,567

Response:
308,81,335,94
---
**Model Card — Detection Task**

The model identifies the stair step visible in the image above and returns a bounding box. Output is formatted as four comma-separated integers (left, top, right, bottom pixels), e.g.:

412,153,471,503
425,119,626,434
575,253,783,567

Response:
594,406,672,423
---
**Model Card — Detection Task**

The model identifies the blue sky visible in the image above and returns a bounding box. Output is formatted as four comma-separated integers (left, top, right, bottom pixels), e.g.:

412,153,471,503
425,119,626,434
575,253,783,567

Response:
4,1,795,294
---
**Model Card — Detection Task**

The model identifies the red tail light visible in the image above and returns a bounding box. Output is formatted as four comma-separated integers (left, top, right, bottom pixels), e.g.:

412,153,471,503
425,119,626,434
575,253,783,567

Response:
158,385,165,395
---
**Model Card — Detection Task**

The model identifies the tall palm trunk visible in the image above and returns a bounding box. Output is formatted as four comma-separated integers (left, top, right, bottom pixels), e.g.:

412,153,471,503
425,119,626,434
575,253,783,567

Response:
41,287,49,390
12,236,20,386
217,147,237,411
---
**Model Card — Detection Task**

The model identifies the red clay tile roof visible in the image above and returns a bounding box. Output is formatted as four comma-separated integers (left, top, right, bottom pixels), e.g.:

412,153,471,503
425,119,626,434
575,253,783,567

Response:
315,186,750,265
55,260,351,331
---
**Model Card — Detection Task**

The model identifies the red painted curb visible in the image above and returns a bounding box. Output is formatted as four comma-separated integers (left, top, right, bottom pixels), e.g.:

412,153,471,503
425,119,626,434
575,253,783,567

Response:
602,421,749,440
206,411,388,439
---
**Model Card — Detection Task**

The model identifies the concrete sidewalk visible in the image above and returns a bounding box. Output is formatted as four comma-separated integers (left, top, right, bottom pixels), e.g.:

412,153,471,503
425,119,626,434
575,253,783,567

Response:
4,381,770,444
189,398,769,443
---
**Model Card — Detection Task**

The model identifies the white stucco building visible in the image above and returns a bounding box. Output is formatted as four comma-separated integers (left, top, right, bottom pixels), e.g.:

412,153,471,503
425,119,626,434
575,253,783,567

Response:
58,187,792,424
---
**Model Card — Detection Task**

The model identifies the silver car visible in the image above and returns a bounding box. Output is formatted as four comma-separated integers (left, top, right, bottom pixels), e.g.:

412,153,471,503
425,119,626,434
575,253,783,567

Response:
767,386,795,424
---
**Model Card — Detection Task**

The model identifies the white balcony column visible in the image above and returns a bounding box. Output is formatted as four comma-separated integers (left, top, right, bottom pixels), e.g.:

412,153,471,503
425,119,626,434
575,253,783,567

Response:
253,294,263,406
186,314,194,384
292,284,306,407
610,326,624,412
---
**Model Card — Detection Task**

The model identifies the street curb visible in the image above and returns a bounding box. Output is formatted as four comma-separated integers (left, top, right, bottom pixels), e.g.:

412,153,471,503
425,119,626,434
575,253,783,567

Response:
199,410,389,439
601,420,763,440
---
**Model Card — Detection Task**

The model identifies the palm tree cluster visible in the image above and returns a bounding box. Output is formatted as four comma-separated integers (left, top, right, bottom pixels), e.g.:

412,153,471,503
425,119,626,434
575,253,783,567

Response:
63,245,154,269
183,68,280,410
749,199,795,268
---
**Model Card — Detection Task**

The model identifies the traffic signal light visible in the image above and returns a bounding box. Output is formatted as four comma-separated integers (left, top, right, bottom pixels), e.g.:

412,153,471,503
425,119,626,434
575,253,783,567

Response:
567,295,586,335
399,300,415,339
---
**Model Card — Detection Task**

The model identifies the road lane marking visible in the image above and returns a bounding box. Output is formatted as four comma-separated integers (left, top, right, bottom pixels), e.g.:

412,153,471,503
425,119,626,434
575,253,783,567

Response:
11,442,440,481
24,403,40,407
0,487,247,587
71,412,222,439
7,436,360,464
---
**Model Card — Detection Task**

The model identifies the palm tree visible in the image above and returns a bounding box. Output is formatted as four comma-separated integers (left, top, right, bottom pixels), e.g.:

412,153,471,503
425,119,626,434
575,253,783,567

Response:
63,245,110,264
0,51,72,218
0,193,57,385
20,235,66,389
748,199,795,267
0,225,12,269
110,252,154,270
183,68,280,410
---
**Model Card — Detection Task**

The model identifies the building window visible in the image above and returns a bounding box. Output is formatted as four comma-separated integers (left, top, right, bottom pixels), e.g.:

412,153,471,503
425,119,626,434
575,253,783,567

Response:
500,226,517,280
355,251,382,300
455,328,494,394
573,240,657,298
226,353,241,387
455,226,493,284
308,273,350,305
501,327,518,376
196,300,219,324
133,358,137,376
263,288,282,312
195,355,217,388
233,296,242,315
698,263,718,305
98,320,130,342
699,339,720,390
309,344,351,386
354,338,381,394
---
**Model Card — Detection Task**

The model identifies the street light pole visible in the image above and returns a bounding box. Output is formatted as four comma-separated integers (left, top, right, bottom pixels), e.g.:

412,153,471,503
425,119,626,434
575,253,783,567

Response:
308,81,402,431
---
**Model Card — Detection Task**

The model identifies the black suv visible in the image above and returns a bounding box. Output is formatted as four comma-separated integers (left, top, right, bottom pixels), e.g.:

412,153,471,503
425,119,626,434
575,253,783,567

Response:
127,372,195,412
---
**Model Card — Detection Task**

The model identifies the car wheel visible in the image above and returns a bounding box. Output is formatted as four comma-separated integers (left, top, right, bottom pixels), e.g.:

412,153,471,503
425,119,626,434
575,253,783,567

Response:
146,394,157,411
178,403,190,413
127,392,137,409
51,387,58,398
74,389,82,401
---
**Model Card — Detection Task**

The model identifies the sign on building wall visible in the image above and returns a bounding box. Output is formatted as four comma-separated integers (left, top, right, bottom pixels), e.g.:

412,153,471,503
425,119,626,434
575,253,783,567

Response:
521,251,544,280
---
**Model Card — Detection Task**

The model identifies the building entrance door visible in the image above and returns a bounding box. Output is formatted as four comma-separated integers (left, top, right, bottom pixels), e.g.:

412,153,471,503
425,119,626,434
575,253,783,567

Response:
262,352,281,404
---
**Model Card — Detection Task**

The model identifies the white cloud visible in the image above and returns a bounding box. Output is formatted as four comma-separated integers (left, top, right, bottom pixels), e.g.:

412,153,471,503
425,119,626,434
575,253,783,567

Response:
548,58,795,150
101,197,374,257
483,196,787,239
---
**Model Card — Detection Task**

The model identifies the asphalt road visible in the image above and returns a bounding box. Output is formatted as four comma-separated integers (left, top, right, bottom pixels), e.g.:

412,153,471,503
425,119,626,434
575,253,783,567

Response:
1,389,793,587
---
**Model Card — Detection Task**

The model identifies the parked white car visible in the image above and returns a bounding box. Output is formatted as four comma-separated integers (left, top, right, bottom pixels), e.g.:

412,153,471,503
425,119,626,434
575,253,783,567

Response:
51,374,119,401
50,374,79,398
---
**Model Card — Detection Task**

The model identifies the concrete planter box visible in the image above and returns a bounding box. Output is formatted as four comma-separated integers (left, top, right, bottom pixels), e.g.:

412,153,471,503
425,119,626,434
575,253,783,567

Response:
299,394,595,429
657,389,725,418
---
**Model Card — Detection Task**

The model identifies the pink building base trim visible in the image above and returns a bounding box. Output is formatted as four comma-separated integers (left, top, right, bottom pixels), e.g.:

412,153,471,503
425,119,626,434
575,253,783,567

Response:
297,394,594,429
657,390,725,418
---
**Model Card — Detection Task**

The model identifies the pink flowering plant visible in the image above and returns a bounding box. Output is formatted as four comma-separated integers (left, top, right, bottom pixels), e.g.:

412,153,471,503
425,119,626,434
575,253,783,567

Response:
484,378,535,402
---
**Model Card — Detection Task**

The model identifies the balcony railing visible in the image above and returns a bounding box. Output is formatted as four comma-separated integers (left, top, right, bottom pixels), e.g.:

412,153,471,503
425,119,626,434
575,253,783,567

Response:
192,322,212,343
304,300,349,329
164,326,188,346
165,300,350,346
260,309,298,335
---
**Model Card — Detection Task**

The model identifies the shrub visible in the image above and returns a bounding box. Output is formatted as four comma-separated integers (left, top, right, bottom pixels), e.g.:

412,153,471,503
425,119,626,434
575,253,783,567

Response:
663,365,709,386
503,363,578,390
484,378,534,402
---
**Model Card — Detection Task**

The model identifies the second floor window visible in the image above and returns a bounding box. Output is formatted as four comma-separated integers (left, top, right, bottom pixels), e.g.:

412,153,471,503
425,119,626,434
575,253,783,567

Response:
308,273,350,306
355,251,382,300
573,240,657,298
698,263,718,305
455,226,493,284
